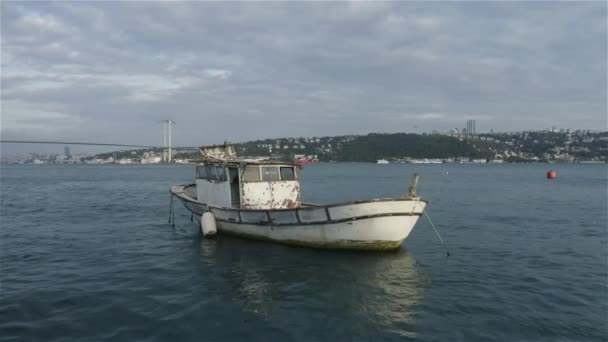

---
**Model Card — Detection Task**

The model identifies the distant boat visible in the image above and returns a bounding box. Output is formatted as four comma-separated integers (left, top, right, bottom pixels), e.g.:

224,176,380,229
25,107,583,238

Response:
377,159,390,164
409,159,443,164
293,158,319,165
170,144,427,251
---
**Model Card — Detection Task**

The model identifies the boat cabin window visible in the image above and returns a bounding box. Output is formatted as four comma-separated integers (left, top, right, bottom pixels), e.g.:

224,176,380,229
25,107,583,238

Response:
242,165,297,182
243,166,260,182
261,167,281,182
196,165,227,181
280,167,295,180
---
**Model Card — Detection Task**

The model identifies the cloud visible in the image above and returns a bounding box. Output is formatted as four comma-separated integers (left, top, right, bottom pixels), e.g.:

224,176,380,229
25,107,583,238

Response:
0,1,605,151
15,12,68,33
203,69,232,80
1,100,84,139
415,113,445,120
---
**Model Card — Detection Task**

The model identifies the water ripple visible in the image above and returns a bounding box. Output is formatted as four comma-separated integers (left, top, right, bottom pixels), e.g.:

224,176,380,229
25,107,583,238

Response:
1,164,606,341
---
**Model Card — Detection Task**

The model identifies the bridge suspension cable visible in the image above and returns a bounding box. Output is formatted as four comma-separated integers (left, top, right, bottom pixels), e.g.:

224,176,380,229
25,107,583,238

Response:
0,140,159,148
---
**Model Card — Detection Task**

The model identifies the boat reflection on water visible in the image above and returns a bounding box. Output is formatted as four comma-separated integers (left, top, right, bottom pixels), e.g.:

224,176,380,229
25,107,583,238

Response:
197,236,429,339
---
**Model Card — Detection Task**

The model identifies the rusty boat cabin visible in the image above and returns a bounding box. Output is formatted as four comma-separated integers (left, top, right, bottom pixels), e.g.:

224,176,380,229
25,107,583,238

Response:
194,146,302,210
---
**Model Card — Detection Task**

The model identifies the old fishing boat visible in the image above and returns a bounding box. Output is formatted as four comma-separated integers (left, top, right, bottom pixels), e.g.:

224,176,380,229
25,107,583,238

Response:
170,144,427,251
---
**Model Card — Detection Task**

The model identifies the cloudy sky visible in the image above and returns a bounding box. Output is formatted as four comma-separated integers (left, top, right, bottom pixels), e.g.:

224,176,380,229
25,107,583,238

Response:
1,1,606,153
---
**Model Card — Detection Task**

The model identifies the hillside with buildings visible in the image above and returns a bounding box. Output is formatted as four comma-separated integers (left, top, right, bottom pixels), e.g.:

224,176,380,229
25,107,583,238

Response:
235,133,493,162
232,130,607,163
2,129,606,164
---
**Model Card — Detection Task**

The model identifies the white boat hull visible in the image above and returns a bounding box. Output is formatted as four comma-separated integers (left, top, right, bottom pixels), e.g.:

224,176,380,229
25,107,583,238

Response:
195,215,421,250
171,184,426,251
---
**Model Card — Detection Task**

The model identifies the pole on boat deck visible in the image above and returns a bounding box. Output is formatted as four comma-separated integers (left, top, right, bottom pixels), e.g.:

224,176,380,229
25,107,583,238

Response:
408,173,420,197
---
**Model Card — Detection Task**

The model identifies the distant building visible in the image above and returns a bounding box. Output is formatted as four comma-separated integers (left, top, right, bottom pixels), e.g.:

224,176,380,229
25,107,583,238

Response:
64,146,71,158
141,156,162,164
466,120,476,135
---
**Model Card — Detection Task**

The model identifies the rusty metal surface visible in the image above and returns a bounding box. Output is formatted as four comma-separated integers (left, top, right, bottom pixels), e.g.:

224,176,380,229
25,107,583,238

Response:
199,143,237,162
241,181,301,209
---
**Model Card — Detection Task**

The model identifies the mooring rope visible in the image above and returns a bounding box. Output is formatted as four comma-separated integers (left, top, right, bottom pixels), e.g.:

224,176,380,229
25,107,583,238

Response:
423,210,450,257
168,194,175,227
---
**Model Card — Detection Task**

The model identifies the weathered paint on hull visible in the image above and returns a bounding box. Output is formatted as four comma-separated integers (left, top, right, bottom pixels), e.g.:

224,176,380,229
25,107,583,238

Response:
193,210,421,251
174,183,425,251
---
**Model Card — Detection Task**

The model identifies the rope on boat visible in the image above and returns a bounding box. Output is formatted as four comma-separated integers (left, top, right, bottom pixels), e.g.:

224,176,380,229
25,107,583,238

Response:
168,193,175,227
423,210,450,257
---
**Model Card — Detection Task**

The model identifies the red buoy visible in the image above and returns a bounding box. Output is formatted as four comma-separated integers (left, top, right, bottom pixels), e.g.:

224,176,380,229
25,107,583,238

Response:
547,170,557,179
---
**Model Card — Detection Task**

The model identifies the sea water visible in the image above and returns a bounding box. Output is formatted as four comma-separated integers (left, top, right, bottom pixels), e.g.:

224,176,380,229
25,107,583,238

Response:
1,163,606,341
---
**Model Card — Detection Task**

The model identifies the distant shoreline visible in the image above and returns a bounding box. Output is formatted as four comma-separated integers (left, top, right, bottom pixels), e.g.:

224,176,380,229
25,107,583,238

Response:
2,161,606,166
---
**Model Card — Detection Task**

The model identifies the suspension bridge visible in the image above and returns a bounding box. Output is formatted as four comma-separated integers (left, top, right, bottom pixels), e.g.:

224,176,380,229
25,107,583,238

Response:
0,119,193,162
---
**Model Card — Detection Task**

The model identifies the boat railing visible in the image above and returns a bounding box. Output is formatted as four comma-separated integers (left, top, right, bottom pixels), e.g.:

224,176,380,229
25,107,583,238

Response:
211,206,330,225
172,184,424,227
